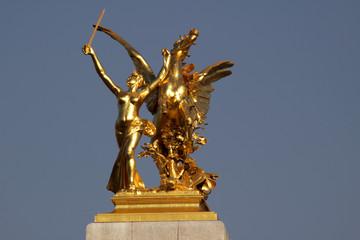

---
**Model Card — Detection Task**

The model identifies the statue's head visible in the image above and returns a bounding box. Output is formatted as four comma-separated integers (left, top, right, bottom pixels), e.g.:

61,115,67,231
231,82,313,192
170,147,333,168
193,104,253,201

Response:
127,70,145,90
171,28,199,60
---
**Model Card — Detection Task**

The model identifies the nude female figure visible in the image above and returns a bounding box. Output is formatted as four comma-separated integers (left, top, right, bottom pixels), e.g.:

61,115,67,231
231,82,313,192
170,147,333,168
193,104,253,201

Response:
82,44,171,193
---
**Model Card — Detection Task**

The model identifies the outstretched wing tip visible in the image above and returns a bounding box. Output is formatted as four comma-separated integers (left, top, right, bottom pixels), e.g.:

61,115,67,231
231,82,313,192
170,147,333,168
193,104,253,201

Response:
187,60,234,124
90,24,157,114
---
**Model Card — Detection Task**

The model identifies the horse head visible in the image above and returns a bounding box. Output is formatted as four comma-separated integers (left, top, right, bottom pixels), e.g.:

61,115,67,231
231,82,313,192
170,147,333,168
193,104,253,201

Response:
171,29,199,60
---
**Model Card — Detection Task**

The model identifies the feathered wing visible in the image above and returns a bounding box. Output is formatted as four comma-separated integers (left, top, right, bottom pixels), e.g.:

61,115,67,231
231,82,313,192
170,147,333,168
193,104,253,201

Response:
95,25,158,113
187,61,234,125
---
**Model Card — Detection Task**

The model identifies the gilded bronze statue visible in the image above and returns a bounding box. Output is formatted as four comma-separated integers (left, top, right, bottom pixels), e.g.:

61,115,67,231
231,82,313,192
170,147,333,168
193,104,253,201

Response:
92,26,233,195
83,11,233,197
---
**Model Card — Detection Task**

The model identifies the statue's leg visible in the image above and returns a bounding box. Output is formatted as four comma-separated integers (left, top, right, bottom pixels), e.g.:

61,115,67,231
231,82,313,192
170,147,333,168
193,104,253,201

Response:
125,132,144,190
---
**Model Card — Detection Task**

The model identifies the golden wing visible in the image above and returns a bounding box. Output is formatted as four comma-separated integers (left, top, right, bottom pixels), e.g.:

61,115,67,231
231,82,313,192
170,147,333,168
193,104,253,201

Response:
95,25,159,113
185,61,234,125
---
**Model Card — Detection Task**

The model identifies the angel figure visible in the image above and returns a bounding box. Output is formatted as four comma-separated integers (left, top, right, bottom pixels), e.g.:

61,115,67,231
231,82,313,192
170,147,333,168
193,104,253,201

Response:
82,44,171,193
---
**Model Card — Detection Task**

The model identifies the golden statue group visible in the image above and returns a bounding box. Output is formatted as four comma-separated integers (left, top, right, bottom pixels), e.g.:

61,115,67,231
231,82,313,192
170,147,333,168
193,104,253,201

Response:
83,25,233,195
83,13,233,221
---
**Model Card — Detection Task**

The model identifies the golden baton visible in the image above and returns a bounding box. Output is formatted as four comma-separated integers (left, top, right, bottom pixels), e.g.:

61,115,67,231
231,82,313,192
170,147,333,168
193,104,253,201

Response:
88,8,105,46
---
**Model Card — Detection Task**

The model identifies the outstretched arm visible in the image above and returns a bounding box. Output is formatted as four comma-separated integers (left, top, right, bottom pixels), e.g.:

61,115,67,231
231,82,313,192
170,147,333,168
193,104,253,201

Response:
139,48,171,101
82,44,122,96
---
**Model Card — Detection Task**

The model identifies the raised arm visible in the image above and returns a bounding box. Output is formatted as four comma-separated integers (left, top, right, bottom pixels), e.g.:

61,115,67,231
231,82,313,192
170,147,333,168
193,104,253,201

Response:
82,44,122,96
139,48,171,101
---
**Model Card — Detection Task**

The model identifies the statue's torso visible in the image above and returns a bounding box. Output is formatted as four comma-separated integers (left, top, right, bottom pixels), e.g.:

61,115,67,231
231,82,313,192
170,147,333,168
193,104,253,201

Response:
116,91,140,123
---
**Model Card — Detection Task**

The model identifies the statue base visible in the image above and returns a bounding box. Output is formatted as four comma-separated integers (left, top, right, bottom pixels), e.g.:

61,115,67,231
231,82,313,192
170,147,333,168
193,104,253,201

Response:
86,221,230,240
94,190,218,222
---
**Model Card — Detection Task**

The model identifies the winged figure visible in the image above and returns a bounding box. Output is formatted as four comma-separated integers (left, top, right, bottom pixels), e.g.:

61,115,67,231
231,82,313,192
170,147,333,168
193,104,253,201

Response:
96,25,233,194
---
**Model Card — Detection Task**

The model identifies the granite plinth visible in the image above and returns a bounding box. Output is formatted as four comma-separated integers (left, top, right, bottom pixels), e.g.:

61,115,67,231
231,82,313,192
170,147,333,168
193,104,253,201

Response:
86,220,230,240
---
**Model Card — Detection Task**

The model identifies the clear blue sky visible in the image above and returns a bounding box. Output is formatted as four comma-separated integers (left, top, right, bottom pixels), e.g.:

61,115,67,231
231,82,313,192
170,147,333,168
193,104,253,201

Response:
1,1,359,239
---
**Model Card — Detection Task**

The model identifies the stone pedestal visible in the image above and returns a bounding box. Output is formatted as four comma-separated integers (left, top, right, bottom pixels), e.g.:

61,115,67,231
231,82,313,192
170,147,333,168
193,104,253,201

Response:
86,221,230,240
